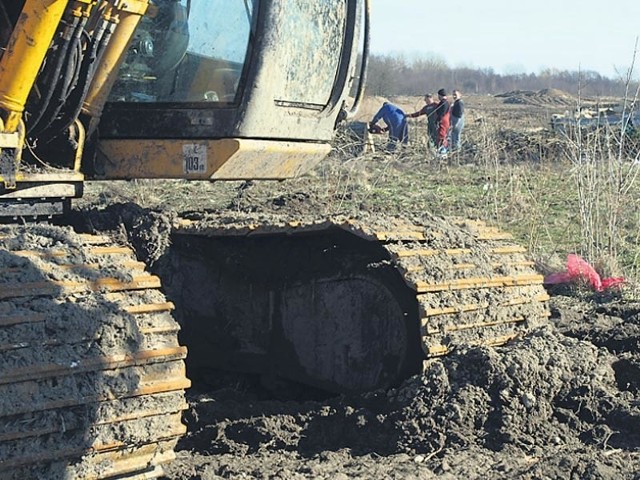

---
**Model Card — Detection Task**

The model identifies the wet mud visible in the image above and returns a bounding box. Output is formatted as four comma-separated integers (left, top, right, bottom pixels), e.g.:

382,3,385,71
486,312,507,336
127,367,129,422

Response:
159,295,639,480
66,202,640,480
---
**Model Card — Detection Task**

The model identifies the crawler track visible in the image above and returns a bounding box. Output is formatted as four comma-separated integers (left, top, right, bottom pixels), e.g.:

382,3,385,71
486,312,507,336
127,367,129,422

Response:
378,217,551,357
0,226,189,479
170,214,549,392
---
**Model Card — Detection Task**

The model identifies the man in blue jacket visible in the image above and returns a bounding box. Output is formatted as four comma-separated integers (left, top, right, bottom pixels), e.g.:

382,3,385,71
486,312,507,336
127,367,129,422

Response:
369,102,409,150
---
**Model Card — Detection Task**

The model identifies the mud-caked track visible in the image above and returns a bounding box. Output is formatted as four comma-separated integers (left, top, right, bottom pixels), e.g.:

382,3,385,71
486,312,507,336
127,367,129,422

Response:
0,225,189,479
162,212,549,392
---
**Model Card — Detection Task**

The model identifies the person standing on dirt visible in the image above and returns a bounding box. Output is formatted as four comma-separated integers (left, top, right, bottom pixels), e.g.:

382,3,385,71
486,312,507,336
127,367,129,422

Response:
434,88,451,154
450,89,465,151
406,93,438,146
369,101,409,150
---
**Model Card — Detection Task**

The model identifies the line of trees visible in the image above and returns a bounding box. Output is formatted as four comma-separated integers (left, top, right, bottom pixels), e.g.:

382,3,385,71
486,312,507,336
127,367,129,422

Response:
366,53,633,97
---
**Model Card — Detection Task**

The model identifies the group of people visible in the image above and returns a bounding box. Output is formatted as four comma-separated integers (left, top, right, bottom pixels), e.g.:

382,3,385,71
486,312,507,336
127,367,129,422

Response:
369,89,465,154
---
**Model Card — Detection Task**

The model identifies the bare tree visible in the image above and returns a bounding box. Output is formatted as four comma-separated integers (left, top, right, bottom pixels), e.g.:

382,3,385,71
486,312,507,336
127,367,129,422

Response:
367,54,635,96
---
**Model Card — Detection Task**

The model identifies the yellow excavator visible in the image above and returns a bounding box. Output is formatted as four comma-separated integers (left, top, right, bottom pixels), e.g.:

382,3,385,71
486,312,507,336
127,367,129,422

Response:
0,1,549,478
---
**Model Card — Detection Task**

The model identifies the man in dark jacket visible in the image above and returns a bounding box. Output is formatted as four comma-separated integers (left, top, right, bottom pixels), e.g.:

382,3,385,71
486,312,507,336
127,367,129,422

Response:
450,89,465,151
406,93,438,146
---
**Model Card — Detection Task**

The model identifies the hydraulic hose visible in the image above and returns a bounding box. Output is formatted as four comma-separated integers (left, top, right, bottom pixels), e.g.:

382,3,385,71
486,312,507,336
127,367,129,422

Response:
26,15,82,134
42,17,115,143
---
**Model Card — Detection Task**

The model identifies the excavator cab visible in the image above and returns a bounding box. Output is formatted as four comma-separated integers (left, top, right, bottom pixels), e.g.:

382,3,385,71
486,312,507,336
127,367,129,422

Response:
0,0,367,215
94,0,366,180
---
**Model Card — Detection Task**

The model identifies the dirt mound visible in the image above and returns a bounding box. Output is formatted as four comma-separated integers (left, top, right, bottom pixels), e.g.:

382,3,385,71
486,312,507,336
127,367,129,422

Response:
552,296,640,394
159,296,640,479
496,89,576,107
68,202,174,266
392,326,635,452
497,127,565,161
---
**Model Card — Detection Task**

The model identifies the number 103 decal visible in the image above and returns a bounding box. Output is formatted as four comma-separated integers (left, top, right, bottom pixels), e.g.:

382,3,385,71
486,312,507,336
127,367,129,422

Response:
183,144,208,174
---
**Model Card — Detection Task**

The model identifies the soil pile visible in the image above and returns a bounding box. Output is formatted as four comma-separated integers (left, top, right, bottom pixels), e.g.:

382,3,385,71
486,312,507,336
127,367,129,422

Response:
161,296,640,479
496,89,576,107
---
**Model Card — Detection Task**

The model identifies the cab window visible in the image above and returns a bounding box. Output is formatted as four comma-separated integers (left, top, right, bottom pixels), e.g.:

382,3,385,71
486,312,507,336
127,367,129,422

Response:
110,0,257,103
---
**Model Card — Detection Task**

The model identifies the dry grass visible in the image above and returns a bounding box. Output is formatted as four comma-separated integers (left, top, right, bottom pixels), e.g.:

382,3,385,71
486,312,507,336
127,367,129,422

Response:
81,93,640,294
332,94,640,292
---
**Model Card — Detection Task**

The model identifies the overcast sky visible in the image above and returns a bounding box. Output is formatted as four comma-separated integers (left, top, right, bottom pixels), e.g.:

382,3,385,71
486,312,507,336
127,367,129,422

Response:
370,0,640,79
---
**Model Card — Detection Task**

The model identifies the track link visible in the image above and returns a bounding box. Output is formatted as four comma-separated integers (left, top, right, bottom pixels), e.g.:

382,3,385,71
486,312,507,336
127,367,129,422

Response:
375,217,550,357
0,226,189,479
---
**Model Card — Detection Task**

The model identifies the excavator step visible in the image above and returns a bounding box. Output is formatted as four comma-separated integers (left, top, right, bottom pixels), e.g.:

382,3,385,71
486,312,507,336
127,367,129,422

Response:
12,245,135,258
422,292,550,317
0,346,187,384
424,333,522,357
414,273,544,293
0,275,162,300
389,245,528,258
1,260,147,275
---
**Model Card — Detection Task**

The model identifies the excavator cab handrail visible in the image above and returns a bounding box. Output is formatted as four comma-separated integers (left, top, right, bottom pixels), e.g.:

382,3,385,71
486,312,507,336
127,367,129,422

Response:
346,0,369,120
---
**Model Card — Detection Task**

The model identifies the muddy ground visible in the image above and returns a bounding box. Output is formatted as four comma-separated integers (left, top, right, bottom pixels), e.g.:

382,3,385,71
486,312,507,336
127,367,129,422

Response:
154,293,640,480
72,202,640,480
71,93,640,479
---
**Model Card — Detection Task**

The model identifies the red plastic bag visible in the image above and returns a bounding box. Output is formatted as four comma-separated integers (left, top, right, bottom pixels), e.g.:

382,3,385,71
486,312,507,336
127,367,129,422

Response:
544,254,624,291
